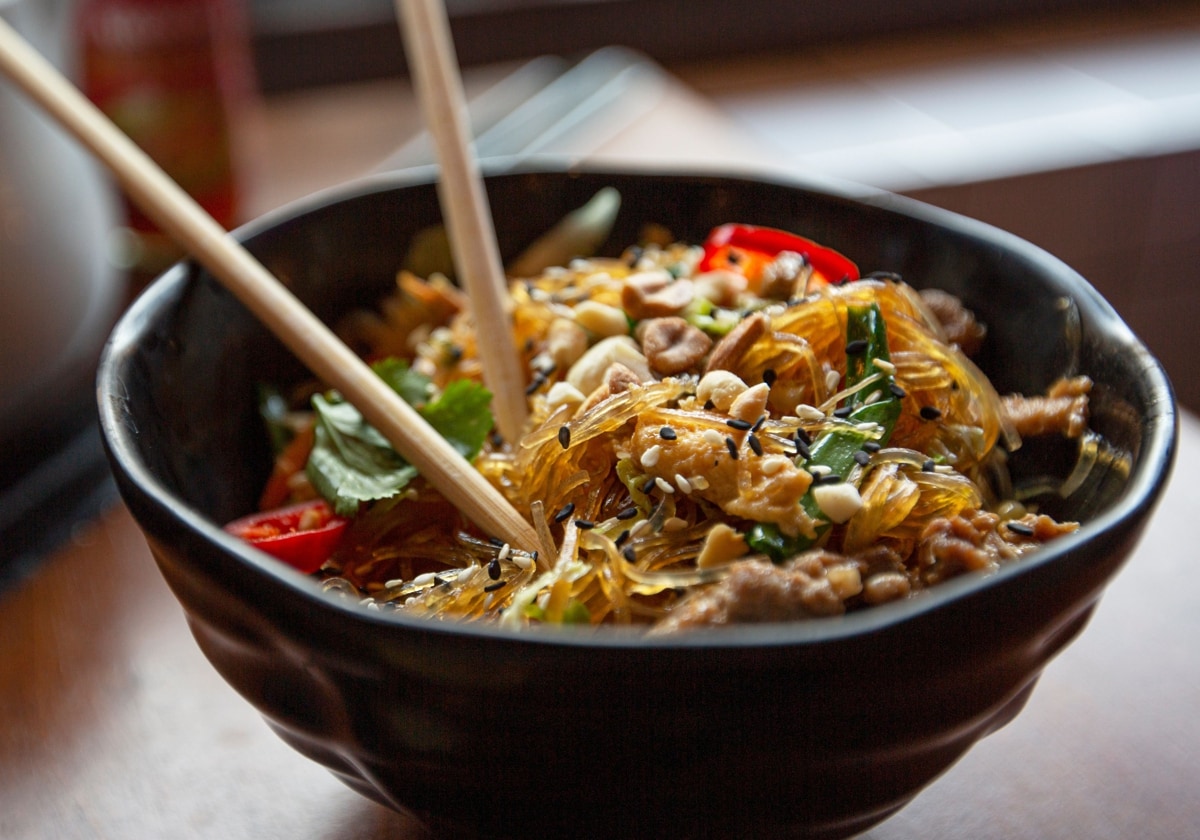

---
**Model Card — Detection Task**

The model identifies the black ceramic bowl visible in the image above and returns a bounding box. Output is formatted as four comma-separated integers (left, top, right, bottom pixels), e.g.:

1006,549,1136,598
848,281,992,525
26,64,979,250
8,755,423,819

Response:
98,164,1176,839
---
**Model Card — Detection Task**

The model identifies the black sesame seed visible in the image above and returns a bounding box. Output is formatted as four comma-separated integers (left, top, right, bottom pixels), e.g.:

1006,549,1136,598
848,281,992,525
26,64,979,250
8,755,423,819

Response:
487,559,502,580
557,425,571,449
659,426,677,440
853,450,871,466
1006,521,1035,536
726,418,753,431
640,477,658,494
762,368,777,387
483,580,507,593
751,414,766,432
553,502,576,523
748,433,764,456
615,529,631,548
489,537,505,547
531,550,539,563
814,473,842,485
704,399,716,411
622,546,637,563
795,438,811,461
833,405,853,418
862,441,882,453
434,575,448,587
845,339,868,355
920,405,943,421
725,436,740,460
574,519,597,530
523,337,536,353
795,427,813,446
525,375,546,396
616,506,639,520
922,459,936,472
889,383,907,399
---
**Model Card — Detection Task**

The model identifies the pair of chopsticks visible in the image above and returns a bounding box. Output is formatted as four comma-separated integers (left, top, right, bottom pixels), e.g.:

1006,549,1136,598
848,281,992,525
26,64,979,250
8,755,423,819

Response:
0,1,539,550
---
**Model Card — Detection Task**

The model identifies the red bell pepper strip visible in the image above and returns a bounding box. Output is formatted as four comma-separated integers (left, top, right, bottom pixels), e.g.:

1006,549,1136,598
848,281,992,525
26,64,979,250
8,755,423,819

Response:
224,499,349,573
697,223,859,289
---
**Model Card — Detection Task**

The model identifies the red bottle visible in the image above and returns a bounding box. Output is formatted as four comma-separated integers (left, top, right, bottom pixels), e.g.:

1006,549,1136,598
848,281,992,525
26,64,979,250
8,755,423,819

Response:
77,0,255,278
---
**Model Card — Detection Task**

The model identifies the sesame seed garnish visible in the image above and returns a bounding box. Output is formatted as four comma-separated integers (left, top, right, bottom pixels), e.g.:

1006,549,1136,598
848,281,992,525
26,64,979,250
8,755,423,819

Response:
574,519,597,530
659,426,677,440
483,580,507,593
675,474,693,494
726,418,753,431
615,529,631,548
814,473,843,485
845,339,868,355
654,477,676,494
809,464,832,477
630,520,651,538
526,374,547,395
748,433,764,456
920,405,943,421
825,370,842,392
795,437,812,461
862,441,881,453
795,404,825,422
616,506,639,520
795,427,813,446
433,575,449,587
855,421,878,432
864,390,882,405
622,546,637,563
922,459,936,472
725,436,740,460
1006,521,1035,536
833,405,853,418
489,537,505,547
640,477,657,494
762,368,777,387
554,502,575,523
889,383,907,399
751,414,766,432
641,444,663,468
497,543,511,562
487,559,502,580
853,450,871,466
557,425,571,449
874,358,897,375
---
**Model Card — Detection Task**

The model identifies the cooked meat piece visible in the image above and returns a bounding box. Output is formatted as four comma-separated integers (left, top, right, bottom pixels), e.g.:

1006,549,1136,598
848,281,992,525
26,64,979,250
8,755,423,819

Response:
919,287,987,356
1002,376,1092,438
918,510,1077,586
653,555,846,631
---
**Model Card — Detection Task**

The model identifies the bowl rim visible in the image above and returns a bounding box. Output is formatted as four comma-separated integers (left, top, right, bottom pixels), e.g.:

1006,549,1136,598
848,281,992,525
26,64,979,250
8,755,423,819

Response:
97,158,1179,650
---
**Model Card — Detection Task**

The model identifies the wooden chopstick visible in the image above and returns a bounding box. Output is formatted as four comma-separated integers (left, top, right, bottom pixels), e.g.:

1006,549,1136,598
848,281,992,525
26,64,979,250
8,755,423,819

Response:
393,0,529,444
0,17,538,551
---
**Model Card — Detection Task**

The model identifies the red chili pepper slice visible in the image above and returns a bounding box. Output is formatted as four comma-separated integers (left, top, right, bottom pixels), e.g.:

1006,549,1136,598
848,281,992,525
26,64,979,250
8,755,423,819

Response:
697,223,859,289
224,499,349,573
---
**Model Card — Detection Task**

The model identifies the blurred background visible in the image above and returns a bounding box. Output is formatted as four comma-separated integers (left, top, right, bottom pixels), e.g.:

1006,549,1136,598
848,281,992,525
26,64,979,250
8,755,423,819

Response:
1,0,1197,577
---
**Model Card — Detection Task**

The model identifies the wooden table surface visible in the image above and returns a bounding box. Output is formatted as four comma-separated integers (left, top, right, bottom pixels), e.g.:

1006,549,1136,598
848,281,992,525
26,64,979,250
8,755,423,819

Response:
3,63,1198,840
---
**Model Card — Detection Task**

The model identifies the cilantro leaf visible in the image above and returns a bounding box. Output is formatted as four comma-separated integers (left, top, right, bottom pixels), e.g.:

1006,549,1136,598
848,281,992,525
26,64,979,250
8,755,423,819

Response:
303,358,495,516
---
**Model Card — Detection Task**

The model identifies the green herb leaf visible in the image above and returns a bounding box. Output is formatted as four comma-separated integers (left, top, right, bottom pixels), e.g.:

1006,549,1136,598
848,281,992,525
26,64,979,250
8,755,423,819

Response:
304,358,495,516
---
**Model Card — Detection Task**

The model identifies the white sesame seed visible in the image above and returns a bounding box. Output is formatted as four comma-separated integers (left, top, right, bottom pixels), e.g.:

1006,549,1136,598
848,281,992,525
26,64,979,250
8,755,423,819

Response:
760,455,791,476
384,578,405,588
808,464,832,477
630,519,651,538
497,543,511,562
366,601,381,611
825,369,842,393
654,476,676,494
514,555,534,571
856,421,878,432
675,474,693,494
874,358,896,374
795,404,826,422
412,572,438,586
640,444,663,469
864,389,882,405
